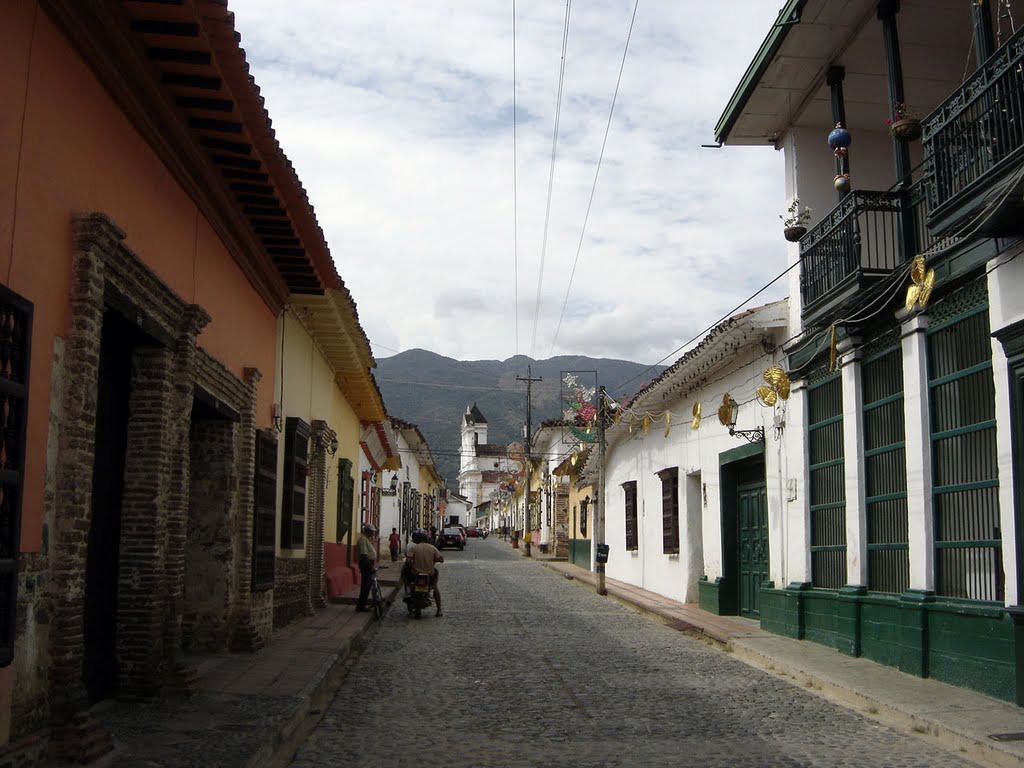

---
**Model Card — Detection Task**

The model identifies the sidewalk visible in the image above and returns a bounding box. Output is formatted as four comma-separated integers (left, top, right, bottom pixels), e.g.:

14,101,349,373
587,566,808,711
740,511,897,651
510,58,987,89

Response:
529,551,1024,768
92,564,405,768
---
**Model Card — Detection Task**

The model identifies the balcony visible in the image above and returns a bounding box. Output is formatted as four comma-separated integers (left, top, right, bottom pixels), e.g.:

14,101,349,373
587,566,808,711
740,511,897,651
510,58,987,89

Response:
799,189,918,325
923,25,1024,239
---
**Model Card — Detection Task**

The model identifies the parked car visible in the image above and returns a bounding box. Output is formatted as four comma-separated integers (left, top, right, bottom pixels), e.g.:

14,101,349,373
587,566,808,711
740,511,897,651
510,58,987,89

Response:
436,527,465,550
466,527,480,538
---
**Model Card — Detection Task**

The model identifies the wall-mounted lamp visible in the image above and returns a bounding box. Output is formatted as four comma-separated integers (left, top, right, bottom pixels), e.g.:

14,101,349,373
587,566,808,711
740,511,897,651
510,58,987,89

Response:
328,435,339,456
390,475,399,492
271,403,283,434
724,397,765,444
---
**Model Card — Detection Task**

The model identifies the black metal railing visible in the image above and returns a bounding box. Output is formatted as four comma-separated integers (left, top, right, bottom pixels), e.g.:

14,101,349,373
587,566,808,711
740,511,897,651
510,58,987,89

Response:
923,25,1024,219
800,190,905,310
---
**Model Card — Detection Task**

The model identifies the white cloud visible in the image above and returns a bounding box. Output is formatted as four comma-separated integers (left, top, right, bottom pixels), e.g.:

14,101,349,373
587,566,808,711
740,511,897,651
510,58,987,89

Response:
232,0,786,365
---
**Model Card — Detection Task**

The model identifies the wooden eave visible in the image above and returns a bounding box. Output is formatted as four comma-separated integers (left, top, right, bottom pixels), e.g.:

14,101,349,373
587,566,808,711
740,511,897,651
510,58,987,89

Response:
291,289,384,422
41,0,343,309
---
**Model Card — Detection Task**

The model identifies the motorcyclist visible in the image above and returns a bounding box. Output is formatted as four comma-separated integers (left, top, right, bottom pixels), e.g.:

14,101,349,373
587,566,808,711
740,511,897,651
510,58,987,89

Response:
404,528,444,617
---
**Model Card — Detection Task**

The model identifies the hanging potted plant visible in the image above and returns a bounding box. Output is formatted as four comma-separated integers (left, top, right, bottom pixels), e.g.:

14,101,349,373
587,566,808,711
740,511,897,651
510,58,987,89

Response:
887,102,922,142
780,198,813,242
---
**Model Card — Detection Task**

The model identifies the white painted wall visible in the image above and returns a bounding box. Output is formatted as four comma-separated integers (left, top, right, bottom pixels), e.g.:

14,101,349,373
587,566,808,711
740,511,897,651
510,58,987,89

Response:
601,316,793,604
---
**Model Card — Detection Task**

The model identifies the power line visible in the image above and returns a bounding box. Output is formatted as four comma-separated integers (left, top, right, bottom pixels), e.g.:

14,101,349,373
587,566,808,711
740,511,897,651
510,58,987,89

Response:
549,0,640,358
613,257,800,393
530,0,574,358
513,0,520,356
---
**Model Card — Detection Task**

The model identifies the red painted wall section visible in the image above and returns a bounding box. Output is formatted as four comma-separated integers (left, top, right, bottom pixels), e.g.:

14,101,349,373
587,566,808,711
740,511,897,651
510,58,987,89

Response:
324,543,359,598
0,1,280,553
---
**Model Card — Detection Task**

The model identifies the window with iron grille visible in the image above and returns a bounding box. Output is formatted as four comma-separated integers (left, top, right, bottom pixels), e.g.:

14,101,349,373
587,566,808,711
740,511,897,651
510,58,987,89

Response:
279,417,310,549
337,458,354,544
862,330,909,593
623,480,638,551
252,429,277,591
808,368,846,588
657,467,679,554
927,281,1002,602
0,286,31,665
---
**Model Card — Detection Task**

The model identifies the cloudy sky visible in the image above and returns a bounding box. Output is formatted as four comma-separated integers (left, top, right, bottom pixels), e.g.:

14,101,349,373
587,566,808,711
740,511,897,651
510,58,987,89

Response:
232,1,787,365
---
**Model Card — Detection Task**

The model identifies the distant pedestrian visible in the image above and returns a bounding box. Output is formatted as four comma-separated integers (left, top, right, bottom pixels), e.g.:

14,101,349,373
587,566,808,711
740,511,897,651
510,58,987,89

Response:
388,527,401,562
355,523,377,612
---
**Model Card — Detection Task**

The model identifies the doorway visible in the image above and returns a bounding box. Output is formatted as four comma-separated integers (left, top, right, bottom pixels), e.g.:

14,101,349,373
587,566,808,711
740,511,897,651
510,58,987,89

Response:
737,477,769,618
83,310,152,702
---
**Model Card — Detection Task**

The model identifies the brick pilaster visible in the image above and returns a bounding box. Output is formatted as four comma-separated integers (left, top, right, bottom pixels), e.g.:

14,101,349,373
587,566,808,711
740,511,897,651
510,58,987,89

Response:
308,420,329,611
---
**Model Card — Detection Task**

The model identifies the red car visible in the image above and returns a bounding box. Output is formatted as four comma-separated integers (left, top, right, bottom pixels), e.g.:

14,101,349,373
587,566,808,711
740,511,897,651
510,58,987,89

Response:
466,527,480,537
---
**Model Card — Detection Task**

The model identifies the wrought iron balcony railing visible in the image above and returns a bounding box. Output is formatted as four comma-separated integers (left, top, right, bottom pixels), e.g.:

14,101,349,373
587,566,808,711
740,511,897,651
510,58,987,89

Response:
923,25,1024,238
799,190,908,317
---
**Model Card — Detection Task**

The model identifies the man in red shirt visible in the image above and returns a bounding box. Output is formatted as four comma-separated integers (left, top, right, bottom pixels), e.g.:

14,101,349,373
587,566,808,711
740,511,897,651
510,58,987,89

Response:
388,527,401,561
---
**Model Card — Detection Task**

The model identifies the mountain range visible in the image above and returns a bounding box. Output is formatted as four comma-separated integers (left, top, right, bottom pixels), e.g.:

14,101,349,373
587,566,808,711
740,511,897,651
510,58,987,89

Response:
373,349,666,488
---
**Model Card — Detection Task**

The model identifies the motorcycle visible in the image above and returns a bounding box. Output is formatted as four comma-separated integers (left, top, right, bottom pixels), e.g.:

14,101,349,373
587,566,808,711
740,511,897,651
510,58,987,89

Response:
403,572,434,619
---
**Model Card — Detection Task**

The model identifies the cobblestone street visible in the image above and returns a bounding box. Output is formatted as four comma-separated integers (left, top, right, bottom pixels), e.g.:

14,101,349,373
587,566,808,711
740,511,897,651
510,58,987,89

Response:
289,541,977,768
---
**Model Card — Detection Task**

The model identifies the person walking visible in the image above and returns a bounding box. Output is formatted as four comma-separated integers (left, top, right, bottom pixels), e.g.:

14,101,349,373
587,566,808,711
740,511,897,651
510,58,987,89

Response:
388,527,401,561
355,523,377,612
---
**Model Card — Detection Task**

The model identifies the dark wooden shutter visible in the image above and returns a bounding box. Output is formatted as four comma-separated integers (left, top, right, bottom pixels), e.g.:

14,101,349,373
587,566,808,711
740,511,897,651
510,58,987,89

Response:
337,458,353,545
279,417,310,549
658,467,679,554
360,471,370,528
252,429,277,591
623,481,638,551
0,287,31,666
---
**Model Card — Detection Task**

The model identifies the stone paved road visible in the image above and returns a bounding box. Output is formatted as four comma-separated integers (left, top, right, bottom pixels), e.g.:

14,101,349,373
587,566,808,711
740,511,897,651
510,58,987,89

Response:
290,540,976,768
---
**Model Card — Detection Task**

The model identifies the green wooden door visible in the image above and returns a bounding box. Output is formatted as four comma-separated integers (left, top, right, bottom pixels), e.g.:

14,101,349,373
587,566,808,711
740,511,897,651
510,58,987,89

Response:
738,481,769,618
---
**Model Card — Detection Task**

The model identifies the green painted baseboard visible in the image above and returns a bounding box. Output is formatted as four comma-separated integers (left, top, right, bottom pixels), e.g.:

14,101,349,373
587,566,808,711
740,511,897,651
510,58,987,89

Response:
758,586,1016,703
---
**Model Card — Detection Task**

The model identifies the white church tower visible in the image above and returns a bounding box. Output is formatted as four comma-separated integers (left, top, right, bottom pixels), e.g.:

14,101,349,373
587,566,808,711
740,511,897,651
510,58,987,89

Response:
459,403,488,474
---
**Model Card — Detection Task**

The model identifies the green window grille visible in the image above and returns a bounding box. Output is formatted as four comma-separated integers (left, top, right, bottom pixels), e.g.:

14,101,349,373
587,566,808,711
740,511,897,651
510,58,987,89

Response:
861,330,909,593
927,280,1003,602
280,417,310,549
337,458,354,545
252,429,278,592
623,481,638,551
808,368,846,588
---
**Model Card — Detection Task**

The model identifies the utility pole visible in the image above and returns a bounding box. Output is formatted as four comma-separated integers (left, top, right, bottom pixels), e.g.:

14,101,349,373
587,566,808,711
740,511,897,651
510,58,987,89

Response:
516,366,542,557
596,385,608,595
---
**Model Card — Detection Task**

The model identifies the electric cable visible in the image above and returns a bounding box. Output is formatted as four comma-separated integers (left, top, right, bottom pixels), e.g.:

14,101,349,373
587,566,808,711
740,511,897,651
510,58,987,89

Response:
530,0,573,358
548,0,641,358
513,0,520,356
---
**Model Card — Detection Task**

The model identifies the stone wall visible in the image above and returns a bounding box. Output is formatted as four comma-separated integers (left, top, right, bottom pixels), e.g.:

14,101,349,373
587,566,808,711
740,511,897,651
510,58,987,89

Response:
273,558,308,629
183,420,238,652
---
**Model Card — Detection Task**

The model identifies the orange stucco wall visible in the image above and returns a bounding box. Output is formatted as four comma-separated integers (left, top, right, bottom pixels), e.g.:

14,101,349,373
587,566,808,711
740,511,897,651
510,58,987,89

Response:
0,0,278,553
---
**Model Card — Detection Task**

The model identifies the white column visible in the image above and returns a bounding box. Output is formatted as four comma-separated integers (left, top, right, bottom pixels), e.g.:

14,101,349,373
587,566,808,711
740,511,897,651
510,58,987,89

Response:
785,379,811,585
901,312,933,592
839,337,866,586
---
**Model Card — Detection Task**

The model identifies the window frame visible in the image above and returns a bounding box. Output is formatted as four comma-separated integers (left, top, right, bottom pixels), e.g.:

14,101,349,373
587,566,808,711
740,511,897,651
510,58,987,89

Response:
279,416,310,550
622,480,638,551
657,467,680,555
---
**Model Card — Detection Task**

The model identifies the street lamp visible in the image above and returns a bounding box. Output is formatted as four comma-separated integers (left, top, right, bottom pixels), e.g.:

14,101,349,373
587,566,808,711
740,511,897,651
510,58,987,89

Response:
723,396,765,444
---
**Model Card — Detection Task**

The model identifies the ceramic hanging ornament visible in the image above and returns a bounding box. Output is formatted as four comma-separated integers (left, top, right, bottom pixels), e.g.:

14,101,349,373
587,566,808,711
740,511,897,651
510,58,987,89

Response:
828,122,852,150
834,173,851,193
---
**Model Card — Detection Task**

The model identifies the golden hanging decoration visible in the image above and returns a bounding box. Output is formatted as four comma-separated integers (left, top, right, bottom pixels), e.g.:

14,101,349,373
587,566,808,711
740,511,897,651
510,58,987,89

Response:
612,407,621,425
717,394,733,426
642,414,652,434
664,412,672,438
628,415,635,434
691,402,701,430
756,366,792,407
905,255,936,311
756,385,778,407
829,324,838,372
